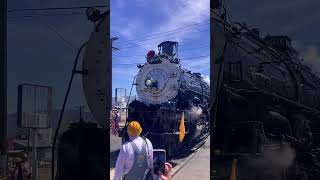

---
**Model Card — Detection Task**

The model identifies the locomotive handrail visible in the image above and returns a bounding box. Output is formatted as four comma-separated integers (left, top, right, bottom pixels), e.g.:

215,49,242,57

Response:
230,121,263,125
224,84,320,117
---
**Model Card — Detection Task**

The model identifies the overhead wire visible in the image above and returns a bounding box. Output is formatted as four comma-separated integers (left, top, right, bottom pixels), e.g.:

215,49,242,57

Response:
8,12,85,20
115,28,210,50
45,24,77,52
114,27,210,49
112,55,209,67
7,5,108,13
112,43,210,58
113,19,210,45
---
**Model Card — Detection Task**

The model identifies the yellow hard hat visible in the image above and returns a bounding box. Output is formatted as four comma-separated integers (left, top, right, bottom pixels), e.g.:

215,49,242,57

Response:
127,121,142,137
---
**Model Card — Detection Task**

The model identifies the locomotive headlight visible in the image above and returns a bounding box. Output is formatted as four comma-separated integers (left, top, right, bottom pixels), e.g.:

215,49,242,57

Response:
145,79,152,86
145,78,158,88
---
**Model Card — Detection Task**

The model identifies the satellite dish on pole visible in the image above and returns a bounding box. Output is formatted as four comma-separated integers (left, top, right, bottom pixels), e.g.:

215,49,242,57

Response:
82,15,111,128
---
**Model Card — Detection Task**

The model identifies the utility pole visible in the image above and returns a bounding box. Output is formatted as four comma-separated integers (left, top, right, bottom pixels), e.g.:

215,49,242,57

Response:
31,128,38,180
0,0,7,179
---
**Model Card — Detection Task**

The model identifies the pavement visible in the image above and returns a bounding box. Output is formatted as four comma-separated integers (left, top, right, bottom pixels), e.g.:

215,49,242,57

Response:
110,131,122,153
173,136,210,180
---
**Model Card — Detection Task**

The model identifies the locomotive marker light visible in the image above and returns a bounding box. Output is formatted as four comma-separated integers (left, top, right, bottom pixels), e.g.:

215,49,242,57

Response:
147,50,156,59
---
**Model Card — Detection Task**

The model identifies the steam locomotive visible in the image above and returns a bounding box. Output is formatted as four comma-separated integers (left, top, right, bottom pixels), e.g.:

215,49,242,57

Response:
119,41,210,157
211,5,320,180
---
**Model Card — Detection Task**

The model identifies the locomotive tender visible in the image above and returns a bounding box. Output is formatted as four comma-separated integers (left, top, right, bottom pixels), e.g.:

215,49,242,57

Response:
211,4,320,180
120,41,210,157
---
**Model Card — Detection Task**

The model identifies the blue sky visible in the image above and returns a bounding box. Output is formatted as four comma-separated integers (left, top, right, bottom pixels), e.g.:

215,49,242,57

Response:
7,0,105,113
111,0,210,98
6,0,210,113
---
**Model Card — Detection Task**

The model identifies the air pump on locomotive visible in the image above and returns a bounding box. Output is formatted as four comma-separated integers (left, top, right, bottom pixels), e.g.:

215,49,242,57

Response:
211,2,320,180
119,41,210,158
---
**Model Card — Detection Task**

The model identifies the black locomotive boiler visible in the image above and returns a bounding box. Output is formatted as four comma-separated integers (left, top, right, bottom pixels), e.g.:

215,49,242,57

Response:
119,41,210,158
211,5,320,180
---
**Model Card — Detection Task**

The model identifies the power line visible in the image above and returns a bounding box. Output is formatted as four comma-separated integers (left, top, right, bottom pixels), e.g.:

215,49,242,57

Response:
178,44,210,53
117,28,210,49
7,5,108,13
113,19,210,45
112,43,210,58
183,55,209,60
115,23,210,48
45,24,76,51
112,55,209,66
8,12,85,19
116,28,210,50
18,9,78,52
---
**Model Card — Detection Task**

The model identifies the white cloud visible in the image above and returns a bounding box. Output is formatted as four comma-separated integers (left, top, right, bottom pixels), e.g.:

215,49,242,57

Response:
113,66,138,78
116,0,210,52
183,56,210,71
112,18,144,40
152,0,210,44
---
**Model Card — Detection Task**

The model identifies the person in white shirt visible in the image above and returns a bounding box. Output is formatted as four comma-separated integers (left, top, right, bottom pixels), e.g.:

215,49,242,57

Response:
113,121,154,180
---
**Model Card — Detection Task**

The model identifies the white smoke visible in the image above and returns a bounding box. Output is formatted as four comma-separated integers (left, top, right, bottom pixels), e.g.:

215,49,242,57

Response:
188,106,203,119
201,75,210,85
248,144,296,178
263,145,295,167
301,45,320,75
